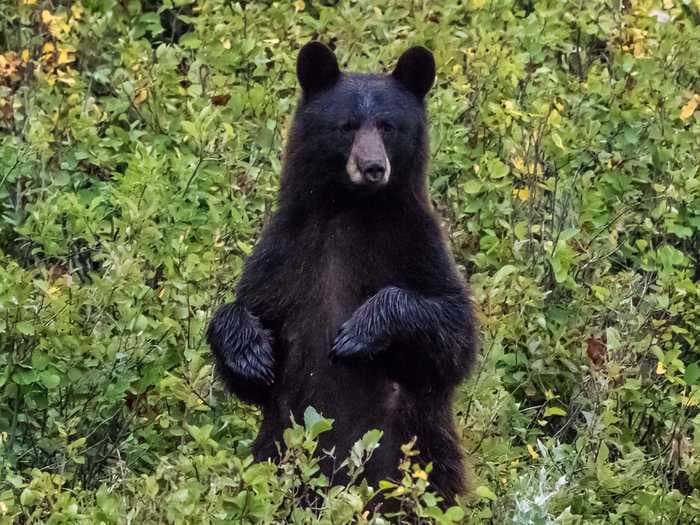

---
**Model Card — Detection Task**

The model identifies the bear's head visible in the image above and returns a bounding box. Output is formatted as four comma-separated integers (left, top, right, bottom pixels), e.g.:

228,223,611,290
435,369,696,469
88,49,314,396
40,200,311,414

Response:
281,42,436,205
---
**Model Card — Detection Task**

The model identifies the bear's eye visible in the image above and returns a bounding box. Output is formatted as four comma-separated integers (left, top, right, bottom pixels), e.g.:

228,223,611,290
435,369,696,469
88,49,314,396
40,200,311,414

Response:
340,121,359,133
378,121,396,135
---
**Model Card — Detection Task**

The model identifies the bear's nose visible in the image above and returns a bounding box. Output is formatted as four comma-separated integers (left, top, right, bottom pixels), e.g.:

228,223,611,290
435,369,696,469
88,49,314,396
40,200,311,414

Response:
359,160,386,184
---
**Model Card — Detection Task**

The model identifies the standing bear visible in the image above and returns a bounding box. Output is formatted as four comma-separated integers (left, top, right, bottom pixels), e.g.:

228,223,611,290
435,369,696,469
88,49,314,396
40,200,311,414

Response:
207,42,477,502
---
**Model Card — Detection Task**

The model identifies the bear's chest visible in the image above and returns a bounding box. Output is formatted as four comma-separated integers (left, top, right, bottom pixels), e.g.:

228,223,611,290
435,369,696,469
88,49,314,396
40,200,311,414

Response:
314,217,402,302
279,215,402,353
274,232,404,418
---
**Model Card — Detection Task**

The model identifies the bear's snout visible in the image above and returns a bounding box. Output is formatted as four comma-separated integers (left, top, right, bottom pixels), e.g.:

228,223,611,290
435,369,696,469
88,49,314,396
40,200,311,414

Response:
346,126,391,187
358,159,386,184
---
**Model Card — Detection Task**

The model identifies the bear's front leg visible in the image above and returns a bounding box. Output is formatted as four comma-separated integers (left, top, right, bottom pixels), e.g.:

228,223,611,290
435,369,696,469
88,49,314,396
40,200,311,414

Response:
207,302,275,404
329,286,475,387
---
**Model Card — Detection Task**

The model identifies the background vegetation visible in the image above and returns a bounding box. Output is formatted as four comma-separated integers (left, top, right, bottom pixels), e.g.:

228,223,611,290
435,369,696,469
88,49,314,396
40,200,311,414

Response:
1,0,699,522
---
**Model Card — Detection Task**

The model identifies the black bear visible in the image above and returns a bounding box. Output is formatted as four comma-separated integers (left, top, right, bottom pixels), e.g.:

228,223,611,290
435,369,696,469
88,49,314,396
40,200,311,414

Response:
207,42,477,503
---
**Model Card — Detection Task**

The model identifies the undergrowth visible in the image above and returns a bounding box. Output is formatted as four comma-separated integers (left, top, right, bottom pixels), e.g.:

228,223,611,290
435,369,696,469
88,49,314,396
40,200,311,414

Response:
1,0,699,523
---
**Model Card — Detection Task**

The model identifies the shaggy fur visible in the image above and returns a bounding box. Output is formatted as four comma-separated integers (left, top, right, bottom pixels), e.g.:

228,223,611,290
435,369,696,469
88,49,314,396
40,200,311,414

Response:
208,42,477,503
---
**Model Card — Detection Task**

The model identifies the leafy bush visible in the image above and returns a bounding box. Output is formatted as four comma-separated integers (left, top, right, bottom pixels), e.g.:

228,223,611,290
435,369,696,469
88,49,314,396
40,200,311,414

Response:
1,0,699,523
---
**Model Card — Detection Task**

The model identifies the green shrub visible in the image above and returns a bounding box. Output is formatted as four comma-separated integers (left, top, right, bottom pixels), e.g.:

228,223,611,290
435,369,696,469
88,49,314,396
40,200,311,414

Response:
1,0,699,523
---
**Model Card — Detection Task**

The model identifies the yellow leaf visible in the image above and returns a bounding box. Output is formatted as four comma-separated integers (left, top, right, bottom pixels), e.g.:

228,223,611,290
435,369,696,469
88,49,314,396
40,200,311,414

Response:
23,0,38,4
42,42,55,54
513,187,530,202
412,468,428,480
57,49,74,65
57,71,76,86
55,21,71,38
682,395,698,407
71,3,84,19
512,157,525,172
471,0,486,7
631,28,646,58
527,161,544,175
663,0,673,8
0,52,20,77
134,87,148,105
389,486,406,497
473,164,480,174
680,95,699,121
293,0,305,12
42,10,70,38
222,39,231,50
21,49,30,62
527,444,539,460
656,361,667,375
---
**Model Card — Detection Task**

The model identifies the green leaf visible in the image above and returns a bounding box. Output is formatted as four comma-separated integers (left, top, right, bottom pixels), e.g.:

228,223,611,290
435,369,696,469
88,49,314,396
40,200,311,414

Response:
475,485,497,501
180,34,202,49
39,371,61,389
487,159,509,179
684,362,700,385
303,406,333,438
544,406,567,418
492,264,516,285
551,132,565,150
15,321,35,335
378,480,397,490
360,429,383,450
283,425,305,449
462,179,483,194
303,406,322,430
445,506,465,521
20,488,42,506
606,327,622,351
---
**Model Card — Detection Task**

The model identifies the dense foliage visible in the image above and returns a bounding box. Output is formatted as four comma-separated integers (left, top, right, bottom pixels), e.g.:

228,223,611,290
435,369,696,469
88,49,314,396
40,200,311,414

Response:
1,0,699,523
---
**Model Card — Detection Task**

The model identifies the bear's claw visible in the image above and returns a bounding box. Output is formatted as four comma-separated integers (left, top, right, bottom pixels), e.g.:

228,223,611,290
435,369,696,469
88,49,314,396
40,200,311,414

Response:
329,319,385,361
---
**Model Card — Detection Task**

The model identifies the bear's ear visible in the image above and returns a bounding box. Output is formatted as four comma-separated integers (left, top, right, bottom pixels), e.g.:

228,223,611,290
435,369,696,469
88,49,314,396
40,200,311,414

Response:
297,41,340,97
392,46,435,99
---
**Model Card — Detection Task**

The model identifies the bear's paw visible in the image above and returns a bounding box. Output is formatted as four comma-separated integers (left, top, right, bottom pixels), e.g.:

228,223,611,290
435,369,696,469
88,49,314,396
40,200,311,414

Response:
329,317,388,362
